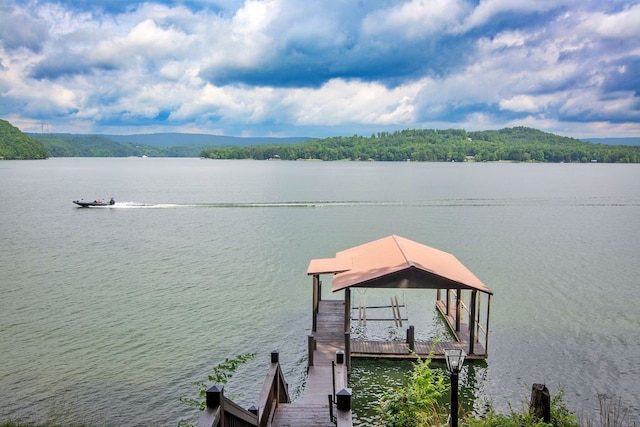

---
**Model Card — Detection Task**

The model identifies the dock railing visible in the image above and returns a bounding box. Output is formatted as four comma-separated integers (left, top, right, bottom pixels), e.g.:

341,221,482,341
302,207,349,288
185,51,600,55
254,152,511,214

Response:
196,351,291,427
333,351,353,427
255,351,291,426
196,384,258,427
446,289,488,346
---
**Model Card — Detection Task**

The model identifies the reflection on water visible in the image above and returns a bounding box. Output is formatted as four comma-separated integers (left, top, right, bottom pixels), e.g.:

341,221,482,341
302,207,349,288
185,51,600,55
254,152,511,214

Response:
350,359,411,426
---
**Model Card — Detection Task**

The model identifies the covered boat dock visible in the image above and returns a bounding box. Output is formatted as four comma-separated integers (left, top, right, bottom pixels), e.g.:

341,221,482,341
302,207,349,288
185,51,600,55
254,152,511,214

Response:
307,235,493,369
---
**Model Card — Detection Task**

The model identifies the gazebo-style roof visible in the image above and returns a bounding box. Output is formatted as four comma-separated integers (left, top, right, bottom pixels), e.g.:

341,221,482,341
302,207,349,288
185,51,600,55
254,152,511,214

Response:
307,235,493,363
307,235,492,295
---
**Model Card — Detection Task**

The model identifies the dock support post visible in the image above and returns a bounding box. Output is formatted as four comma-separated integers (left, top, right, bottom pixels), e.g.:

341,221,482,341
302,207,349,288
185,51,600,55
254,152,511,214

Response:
407,325,415,352
455,289,462,332
530,384,551,423
206,385,225,427
336,388,352,411
446,289,451,315
476,293,482,343
206,384,223,409
307,335,315,368
313,275,319,332
485,294,492,356
345,332,351,374
469,291,477,355
271,351,281,404
344,288,351,335
344,288,351,373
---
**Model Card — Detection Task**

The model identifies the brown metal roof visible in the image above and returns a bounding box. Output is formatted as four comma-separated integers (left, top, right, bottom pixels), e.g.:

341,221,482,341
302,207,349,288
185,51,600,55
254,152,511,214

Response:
307,235,492,294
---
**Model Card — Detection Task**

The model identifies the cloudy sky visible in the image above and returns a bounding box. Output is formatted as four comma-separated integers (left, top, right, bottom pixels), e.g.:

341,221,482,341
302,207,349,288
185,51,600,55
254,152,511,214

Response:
1,0,639,138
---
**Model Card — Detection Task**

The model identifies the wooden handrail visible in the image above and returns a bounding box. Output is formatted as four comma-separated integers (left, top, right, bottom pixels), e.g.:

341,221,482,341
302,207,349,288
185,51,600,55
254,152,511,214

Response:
334,351,353,427
197,386,258,427
447,289,488,341
256,352,291,427
196,406,221,427
223,397,259,424
196,351,291,427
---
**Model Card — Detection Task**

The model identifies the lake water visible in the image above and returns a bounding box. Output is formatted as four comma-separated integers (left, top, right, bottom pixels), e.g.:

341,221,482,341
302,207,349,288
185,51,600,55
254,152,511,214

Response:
1,158,639,426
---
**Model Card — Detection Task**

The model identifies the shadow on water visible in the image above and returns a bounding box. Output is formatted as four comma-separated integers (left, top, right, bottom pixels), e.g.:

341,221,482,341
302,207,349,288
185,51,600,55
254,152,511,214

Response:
350,358,488,426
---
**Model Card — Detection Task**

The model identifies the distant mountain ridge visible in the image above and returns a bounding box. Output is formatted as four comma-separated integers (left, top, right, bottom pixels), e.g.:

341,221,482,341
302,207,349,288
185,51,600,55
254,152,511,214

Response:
25,131,317,157
14,123,640,162
582,137,640,146
103,133,315,147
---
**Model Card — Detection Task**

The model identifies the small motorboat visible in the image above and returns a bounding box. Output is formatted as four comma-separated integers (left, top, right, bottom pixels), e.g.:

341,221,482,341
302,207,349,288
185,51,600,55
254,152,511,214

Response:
73,197,115,207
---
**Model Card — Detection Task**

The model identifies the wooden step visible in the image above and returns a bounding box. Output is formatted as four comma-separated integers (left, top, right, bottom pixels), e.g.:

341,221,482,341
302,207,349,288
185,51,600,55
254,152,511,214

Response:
271,403,335,427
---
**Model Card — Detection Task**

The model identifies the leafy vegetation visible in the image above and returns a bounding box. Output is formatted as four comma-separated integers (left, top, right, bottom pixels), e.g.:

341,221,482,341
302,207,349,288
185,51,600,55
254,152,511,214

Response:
375,354,448,426
179,352,256,412
30,134,167,158
30,132,245,158
1,366,635,427
0,119,48,159
466,389,579,427
28,133,308,157
201,127,640,163
6,120,638,162
373,357,638,427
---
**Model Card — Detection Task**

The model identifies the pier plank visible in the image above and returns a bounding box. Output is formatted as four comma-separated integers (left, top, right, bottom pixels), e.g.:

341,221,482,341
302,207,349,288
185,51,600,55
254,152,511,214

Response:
272,403,335,427
271,300,348,426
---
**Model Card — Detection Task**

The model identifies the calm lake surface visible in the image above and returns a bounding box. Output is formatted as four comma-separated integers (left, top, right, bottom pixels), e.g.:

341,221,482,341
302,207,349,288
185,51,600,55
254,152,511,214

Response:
1,158,639,426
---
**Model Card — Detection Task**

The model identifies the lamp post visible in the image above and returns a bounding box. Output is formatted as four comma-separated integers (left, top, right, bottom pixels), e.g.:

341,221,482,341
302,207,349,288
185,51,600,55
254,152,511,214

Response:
444,348,466,427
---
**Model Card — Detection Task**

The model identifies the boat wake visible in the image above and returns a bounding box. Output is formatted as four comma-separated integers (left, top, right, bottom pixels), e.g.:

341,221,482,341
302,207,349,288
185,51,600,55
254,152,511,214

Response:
106,202,179,209
93,197,640,209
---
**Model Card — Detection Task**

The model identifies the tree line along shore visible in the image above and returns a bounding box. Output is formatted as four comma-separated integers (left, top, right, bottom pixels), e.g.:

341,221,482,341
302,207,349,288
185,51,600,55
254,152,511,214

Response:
2,119,639,163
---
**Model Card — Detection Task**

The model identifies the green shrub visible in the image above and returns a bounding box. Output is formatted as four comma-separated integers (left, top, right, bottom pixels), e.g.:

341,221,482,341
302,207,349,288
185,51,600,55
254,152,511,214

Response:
465,389,579,427
375,355,447,427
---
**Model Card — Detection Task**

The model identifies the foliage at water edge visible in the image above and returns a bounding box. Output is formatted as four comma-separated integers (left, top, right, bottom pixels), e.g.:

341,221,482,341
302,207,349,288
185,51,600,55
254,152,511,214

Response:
201,127,640,163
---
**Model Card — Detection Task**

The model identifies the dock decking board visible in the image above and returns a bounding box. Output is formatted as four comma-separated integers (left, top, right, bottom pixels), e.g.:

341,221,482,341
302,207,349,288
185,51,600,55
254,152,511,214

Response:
271,300,347,426
271,403,336,427
317,299,487,360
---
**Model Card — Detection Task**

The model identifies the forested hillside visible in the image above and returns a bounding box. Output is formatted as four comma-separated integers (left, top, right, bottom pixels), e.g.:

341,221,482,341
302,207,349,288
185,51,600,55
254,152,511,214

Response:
0,119,48,159
201,127,640,163
29,133,305,157
28,132,312,157
31,134,166,157
12,122,640,162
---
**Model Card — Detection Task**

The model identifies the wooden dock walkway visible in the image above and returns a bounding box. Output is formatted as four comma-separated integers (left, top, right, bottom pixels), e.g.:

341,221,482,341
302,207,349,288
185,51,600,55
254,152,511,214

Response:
271,300,351,426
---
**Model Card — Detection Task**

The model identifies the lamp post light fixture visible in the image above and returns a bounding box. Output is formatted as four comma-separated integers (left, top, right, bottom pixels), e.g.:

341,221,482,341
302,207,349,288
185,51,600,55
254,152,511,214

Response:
444,348,466,427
